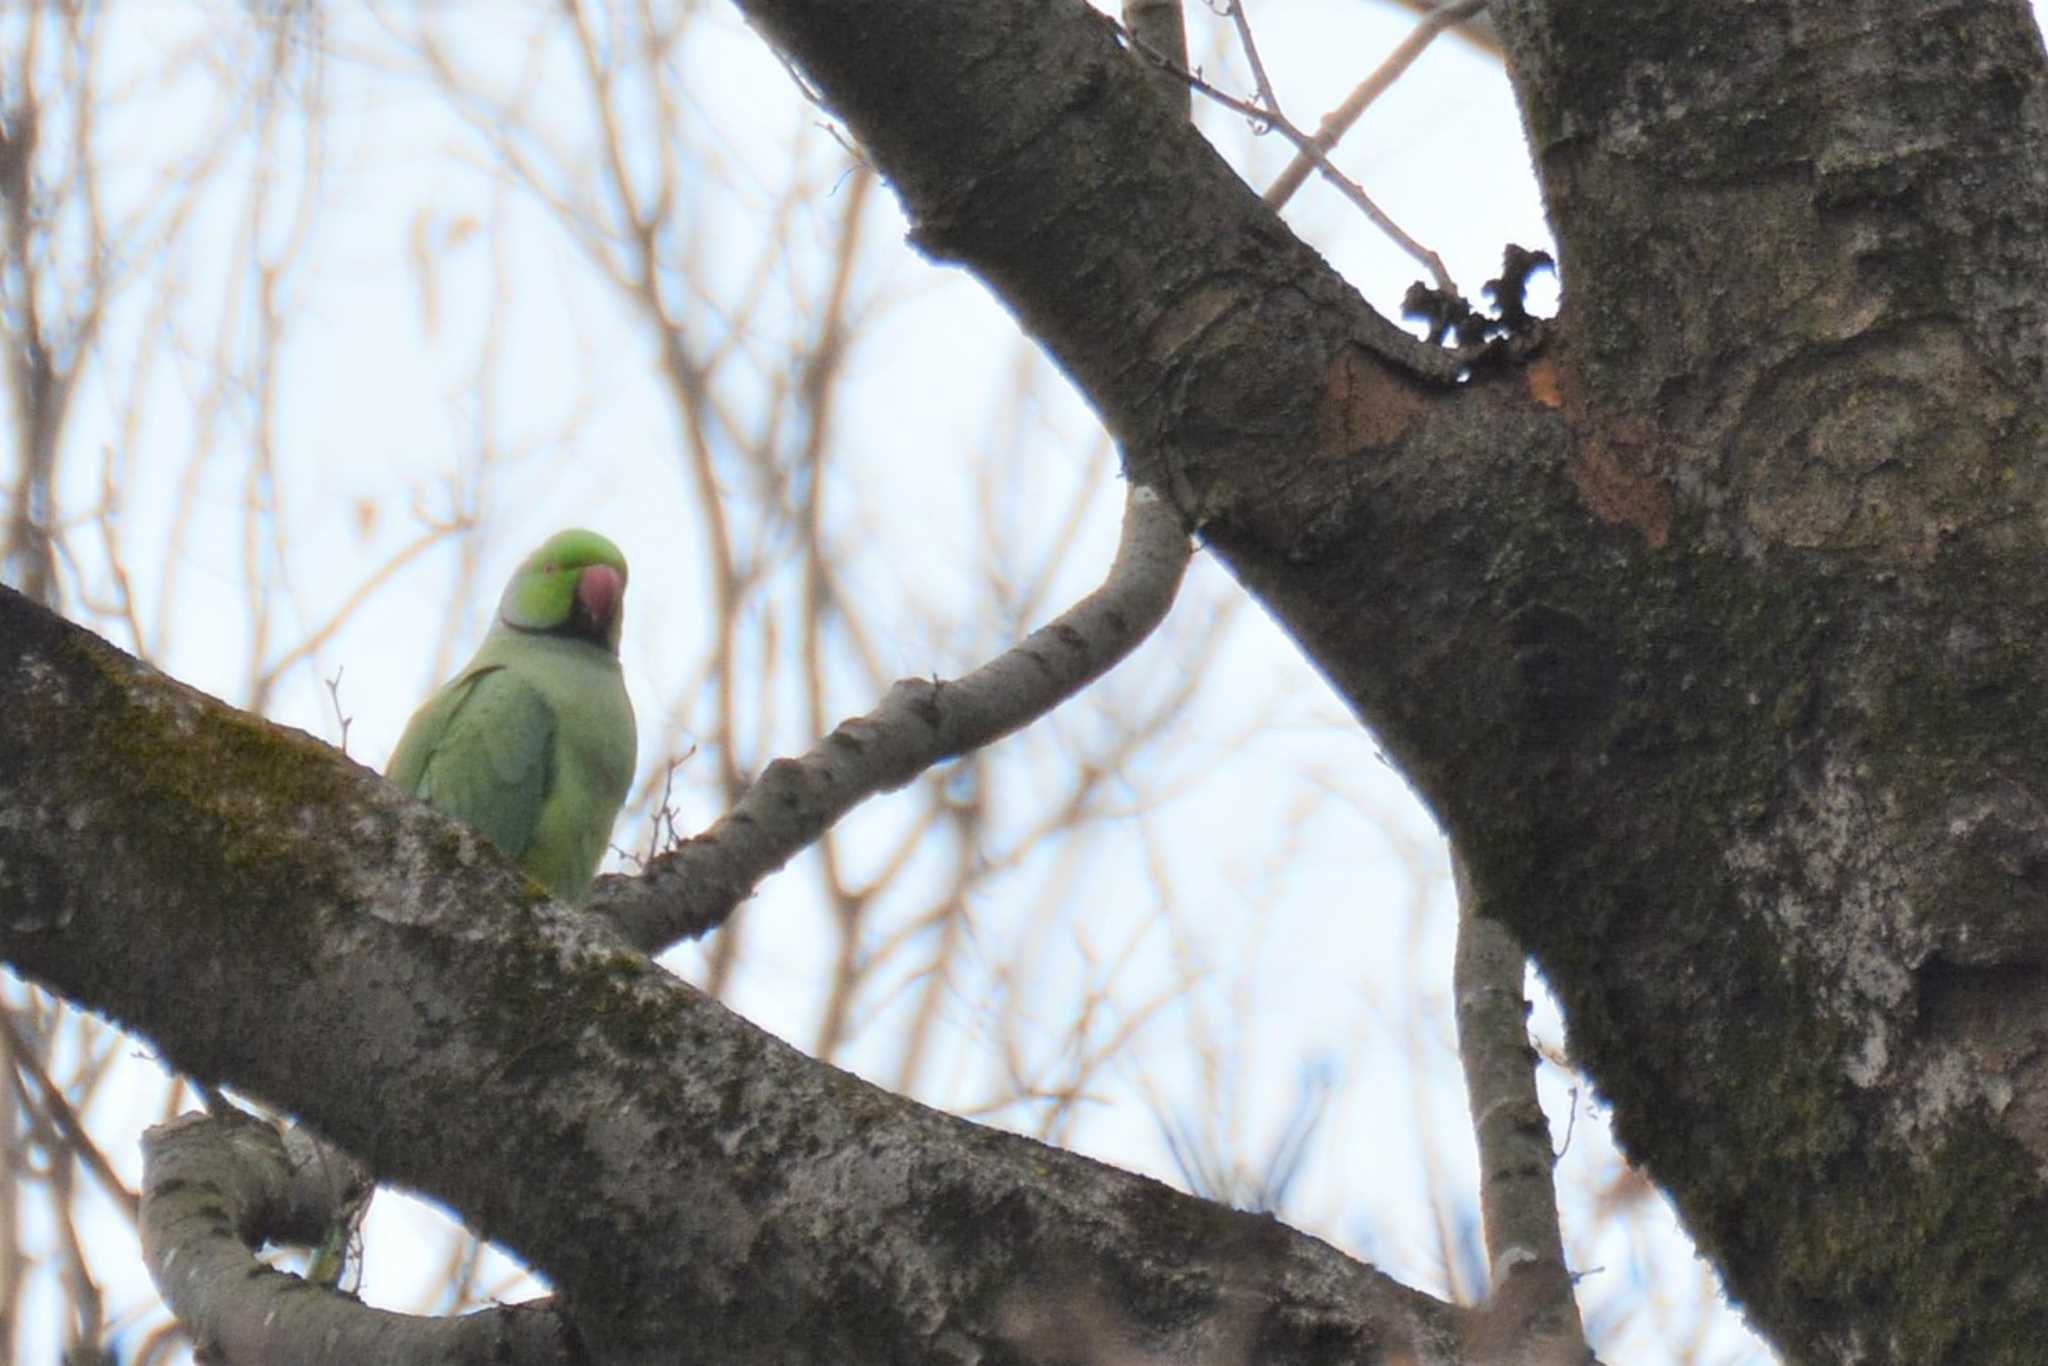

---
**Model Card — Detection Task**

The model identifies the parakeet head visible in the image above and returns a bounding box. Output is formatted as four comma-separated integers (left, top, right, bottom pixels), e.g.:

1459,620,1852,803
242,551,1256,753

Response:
497,528,629,655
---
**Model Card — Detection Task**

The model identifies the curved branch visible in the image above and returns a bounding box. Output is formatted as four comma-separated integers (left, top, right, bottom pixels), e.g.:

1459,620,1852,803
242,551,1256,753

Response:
141,1113,572,1366
591,482,1192,952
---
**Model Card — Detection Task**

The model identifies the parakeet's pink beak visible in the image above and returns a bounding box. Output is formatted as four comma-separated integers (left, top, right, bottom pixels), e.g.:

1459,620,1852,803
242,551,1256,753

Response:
577,564,623,625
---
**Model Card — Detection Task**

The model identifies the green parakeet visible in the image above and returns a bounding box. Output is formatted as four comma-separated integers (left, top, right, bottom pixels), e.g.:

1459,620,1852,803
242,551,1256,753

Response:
387,528,637,904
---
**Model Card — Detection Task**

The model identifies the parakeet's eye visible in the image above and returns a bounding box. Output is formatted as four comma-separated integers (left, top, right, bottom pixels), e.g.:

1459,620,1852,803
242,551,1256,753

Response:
544,562,559,574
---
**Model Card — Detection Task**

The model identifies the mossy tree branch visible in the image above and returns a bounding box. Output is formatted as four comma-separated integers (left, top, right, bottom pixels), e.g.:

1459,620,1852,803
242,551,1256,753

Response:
1,583,1472,1361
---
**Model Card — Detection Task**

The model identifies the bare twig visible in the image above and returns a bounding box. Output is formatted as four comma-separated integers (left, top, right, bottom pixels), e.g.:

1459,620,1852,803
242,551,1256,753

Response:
1120,18,1457,295
1221,2,1278,123
1263,0,1488,212
323,668,351,755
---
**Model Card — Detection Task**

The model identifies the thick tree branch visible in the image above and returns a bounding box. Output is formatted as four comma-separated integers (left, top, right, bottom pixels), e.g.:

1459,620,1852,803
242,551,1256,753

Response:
12,0,2048,1356
729,0,2048,1358
0,584,1478,1362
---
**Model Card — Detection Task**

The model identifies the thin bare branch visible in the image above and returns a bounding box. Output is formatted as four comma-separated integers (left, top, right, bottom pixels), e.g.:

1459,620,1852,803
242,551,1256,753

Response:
592,483,1192,953
1119,16,1457,294
1451,848,1588,1358
1221,1,1278,122
1263,0,1488,212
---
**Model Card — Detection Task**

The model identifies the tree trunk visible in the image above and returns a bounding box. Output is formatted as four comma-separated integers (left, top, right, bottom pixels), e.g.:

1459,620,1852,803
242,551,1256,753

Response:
742,0,2048,1359
7,0,2048,1360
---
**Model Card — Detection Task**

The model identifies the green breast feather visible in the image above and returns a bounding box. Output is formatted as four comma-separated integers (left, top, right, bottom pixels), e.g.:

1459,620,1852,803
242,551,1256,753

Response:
387,530,637,903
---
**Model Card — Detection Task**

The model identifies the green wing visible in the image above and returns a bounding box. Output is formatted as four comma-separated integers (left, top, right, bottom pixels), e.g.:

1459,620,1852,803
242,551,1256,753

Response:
389,527,636,904
387,663,557,871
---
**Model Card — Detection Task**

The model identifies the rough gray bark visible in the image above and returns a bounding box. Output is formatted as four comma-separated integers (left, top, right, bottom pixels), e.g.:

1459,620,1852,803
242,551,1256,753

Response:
738,1,2048,1361
8,0,2048,1361
0,582,1468,1362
